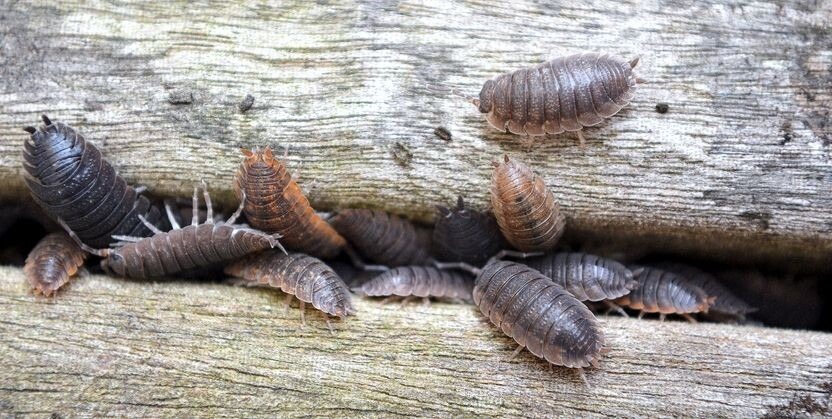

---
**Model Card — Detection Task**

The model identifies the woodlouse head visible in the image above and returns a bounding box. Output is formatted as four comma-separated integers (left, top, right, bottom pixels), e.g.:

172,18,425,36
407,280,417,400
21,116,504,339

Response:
477,79,496,113
101,252,126,277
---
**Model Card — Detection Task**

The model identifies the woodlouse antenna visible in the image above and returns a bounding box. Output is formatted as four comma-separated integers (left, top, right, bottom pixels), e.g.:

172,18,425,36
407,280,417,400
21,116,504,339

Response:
226,189,246,225
56,218,110,257
455,195,465,211
164,200,181,230
201,180,213,224
433,260,481,276
137,214,164,235
191,186,200,226
23,126,36,134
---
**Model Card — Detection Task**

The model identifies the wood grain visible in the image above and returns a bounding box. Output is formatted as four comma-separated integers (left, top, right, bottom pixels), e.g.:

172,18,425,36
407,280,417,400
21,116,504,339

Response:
0,1,830,273
0,266,830,417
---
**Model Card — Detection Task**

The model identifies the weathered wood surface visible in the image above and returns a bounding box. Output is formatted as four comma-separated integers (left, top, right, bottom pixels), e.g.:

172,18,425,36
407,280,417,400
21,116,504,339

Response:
1,1,830,272
0,266,830,417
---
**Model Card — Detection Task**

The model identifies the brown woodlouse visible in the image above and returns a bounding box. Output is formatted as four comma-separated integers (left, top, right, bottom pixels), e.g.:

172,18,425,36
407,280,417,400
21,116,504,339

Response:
615,266,715,322
491,155,565,253
23,232,86,296
654,262,756,318
22,115,161,248
353,266,473,303
432,196,503,266
66,183,286,279
235,147,347,260
329,209,432,267
224,250,355,329
474,52,641,145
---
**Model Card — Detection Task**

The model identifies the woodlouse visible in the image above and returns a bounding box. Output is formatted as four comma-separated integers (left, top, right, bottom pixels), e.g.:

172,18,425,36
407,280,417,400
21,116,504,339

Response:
224,250,355,327
234,147,346,260
654,262,756,318
329,209,432,267
353,266,473,303
67,183,286,279
23,232,86,296
433,126,452,142
615,266,715,322
491,155,565,253
22,115,161,248
432,196,503,266
474,52,641,145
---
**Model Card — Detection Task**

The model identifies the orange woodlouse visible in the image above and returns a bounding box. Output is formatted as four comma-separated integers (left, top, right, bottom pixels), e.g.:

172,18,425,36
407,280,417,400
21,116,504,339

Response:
474,52,641,145
432,196,503,266
353,266,473,303
224,250,355,330
65,183,286,278
235,147,347,260
615,266,715,322
23,232,87,296
491,155,565,253
653,262,756,319
22,115,161,248
329,209,432,267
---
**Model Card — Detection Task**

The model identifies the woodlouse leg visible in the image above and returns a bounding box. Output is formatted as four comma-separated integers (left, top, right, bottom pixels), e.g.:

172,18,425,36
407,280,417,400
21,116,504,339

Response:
682,313,698,324
604,301,629,318
201,180,214,224
520,135,534,152
299,301,306,328
576,368,591,388
637,311,645,320
325,317,334,335
399,296,417,307
191,186,200,226
137,214,163,235
508,344,525,361
659,313,667,322
57,219,110,257
164,201,182,230
226,189,246,225
433,261,481,276
576,130,586,148
421,297,430,307
380,296,399,305
284,294,293,313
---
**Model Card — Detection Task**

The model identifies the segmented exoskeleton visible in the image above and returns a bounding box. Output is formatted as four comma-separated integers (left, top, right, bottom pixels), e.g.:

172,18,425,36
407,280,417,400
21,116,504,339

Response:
653,262,756,319
23,232,86,296
491,155,565,253
354,266,473,303
474,52,641,145
22,115,160,248
432,196,503,266
65,183,285,278
234,147,347,259
329,209,432,267
519,252,638,302
615,266,714,322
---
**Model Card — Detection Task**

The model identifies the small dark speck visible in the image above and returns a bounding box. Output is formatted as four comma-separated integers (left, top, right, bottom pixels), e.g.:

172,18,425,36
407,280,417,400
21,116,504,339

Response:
738,211,771,230
434,126,452,142
168,90,193,105
391,142,413,167
779,133,792,145
84,99,104,112
239,94,255,113
655,103,669,114
50,413,64,419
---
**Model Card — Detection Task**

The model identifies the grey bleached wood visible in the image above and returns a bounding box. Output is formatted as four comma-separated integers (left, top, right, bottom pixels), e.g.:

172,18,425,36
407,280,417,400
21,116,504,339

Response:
0,1,830,273
0,267,830,417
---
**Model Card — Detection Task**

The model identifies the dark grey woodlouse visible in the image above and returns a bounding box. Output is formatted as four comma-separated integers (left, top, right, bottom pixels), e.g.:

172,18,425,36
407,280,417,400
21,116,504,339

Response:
65,183,286,279
491,155,565,253
22,115,161,248
353,266,473,303
329,209,432,267
615,266,715,322
474,52,641,145
23,232,86,296
653,262,756,318
517,252,639,302
432,196,503,266
225,250,355,327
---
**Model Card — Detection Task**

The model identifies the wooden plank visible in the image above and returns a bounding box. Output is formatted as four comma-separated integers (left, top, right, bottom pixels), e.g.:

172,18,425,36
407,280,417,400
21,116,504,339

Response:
0,0,830,273
0,267,830,417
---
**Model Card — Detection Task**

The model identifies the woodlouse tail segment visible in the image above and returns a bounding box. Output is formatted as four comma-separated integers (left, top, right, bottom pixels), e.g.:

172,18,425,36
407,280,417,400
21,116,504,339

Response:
41,114,53,126
23,126,37,134
629,56,640,69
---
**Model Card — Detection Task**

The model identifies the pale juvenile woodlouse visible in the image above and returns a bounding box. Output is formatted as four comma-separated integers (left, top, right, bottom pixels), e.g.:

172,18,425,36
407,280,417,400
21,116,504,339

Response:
22,115,161,248
432,196,503,266
329,209,432,267
224,250,355,330
654,262,756,319
23,232,86,296
491,155,565,253
65,183,286,279
615,266,715,322
474,52,641,146
436,259,605,369
353,266,473,303
235,147,347,260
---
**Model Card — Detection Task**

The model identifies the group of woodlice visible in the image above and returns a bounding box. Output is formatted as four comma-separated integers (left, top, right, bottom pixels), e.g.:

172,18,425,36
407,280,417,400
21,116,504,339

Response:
19,53,755,375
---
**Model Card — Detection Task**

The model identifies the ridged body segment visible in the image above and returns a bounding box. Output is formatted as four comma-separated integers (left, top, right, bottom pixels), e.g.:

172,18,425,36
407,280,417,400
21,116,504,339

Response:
432,196,503,265
22,116,160,248
234,148,346,259
654,262,755,316
522,252,638,301
356,266,473,302
615,266,712,314
473,260,604,368
477,53,638,135
224,250,354,317
490,156,565,252
329,209,432,266
24,233,87,296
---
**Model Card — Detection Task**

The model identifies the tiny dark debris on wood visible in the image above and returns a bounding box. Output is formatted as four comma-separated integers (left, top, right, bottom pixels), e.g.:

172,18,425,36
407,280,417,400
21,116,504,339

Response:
434,126,452,141
738,211,771,230
391,142,413,167
780,120,793,145
762,379,832,419
167,90,194,105
655,103,669,114
239,94,255,113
